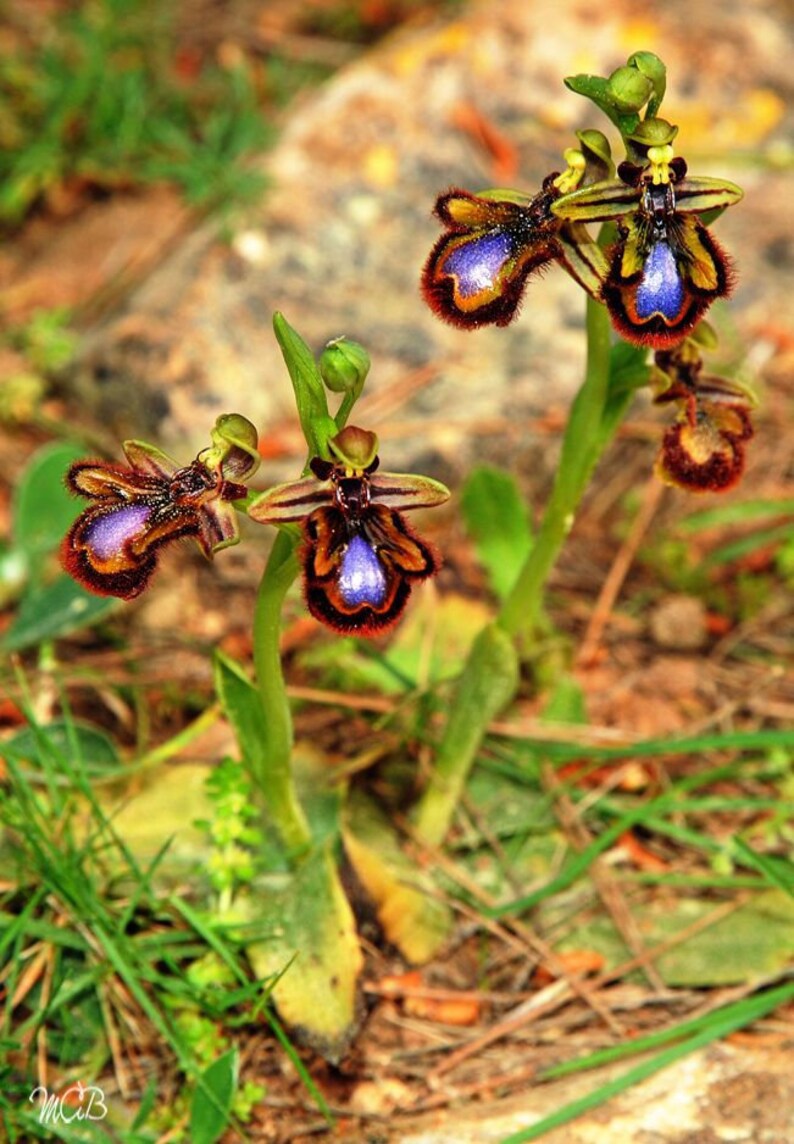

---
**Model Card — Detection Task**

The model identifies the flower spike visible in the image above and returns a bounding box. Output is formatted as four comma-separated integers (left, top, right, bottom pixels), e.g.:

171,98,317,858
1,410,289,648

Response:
62,416,258,599
249,426,449,636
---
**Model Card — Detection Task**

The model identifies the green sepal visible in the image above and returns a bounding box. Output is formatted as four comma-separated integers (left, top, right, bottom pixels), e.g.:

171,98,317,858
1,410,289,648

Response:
200,413,261,482
576,129,614,181
553,173,742,226
247,477,331,524
328,425,379,470
557,221,609,299
626,116,679,149
674,176,744,214
552,178,638,222
273,313,338,463
474,187,536,206
690,320,719,351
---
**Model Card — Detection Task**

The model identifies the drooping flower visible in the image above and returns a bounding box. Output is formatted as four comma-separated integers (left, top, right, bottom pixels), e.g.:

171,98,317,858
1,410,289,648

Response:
651,343,755,492
552,140,742,347
62,414,260,599
248,426,449,636
421,139,612,329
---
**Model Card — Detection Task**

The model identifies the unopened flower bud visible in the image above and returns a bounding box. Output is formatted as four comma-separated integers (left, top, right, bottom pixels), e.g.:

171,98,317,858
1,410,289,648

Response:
606,66,654,112
627,51,666,104
320,337,371,394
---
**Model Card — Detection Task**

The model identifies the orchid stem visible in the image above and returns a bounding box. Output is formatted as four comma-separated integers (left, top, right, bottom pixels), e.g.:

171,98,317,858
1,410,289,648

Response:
251,528,312,857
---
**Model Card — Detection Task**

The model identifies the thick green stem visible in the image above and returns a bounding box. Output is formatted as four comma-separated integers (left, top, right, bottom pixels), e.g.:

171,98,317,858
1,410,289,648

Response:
499,294,613,643
412,623,519,848
413,297,615,847
251,528,312,855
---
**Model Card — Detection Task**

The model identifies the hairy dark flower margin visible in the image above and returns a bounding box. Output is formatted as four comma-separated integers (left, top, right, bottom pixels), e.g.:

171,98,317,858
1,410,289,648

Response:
248,425,449,636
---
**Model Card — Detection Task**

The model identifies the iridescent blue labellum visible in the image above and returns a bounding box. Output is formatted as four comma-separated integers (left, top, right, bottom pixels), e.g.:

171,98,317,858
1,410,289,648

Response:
338,534,388,608
248,426,450,637
602,180,735,348
62,439,250,599
552,153,742,348
634,237,685,321
303,502,438,636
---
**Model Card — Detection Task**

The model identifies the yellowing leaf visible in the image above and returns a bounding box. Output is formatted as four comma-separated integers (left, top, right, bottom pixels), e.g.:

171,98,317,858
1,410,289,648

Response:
243,844,362,1062
343,793,450,964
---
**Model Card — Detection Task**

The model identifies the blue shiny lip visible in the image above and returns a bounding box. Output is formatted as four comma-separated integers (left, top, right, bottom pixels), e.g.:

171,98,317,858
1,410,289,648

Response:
442,230,513,297
84,503,152,560
635,239,685,320
338,534,388,608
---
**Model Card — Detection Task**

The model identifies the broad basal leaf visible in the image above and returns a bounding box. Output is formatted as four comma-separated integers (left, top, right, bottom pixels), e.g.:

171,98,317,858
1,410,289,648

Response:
243,843,362,1062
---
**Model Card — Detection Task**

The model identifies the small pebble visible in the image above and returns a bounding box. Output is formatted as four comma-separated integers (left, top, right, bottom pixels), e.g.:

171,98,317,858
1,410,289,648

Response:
649,594,708,650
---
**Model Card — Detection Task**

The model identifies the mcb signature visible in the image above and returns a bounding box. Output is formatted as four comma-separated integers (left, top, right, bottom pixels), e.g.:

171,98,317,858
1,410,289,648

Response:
30,1081,108,1124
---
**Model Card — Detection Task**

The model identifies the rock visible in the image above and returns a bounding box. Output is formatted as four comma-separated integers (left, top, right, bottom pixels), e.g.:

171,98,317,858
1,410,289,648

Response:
396,1041,794,1143
649,595,709,650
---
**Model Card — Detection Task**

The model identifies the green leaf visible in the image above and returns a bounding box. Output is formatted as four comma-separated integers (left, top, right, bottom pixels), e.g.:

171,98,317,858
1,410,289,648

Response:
189,1048,238,1144
272,312,337,461
660,890,794,985
242,843,363,1062
679,498,794,532
102,763,215,868
541,674,587,725
606,341,650,398
460,466,533,600
732,838,794,899
555,890,794,987
2,719,120,774
1,574,117,651
213,651,271,791
299,592,494,696
12,441,84,563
